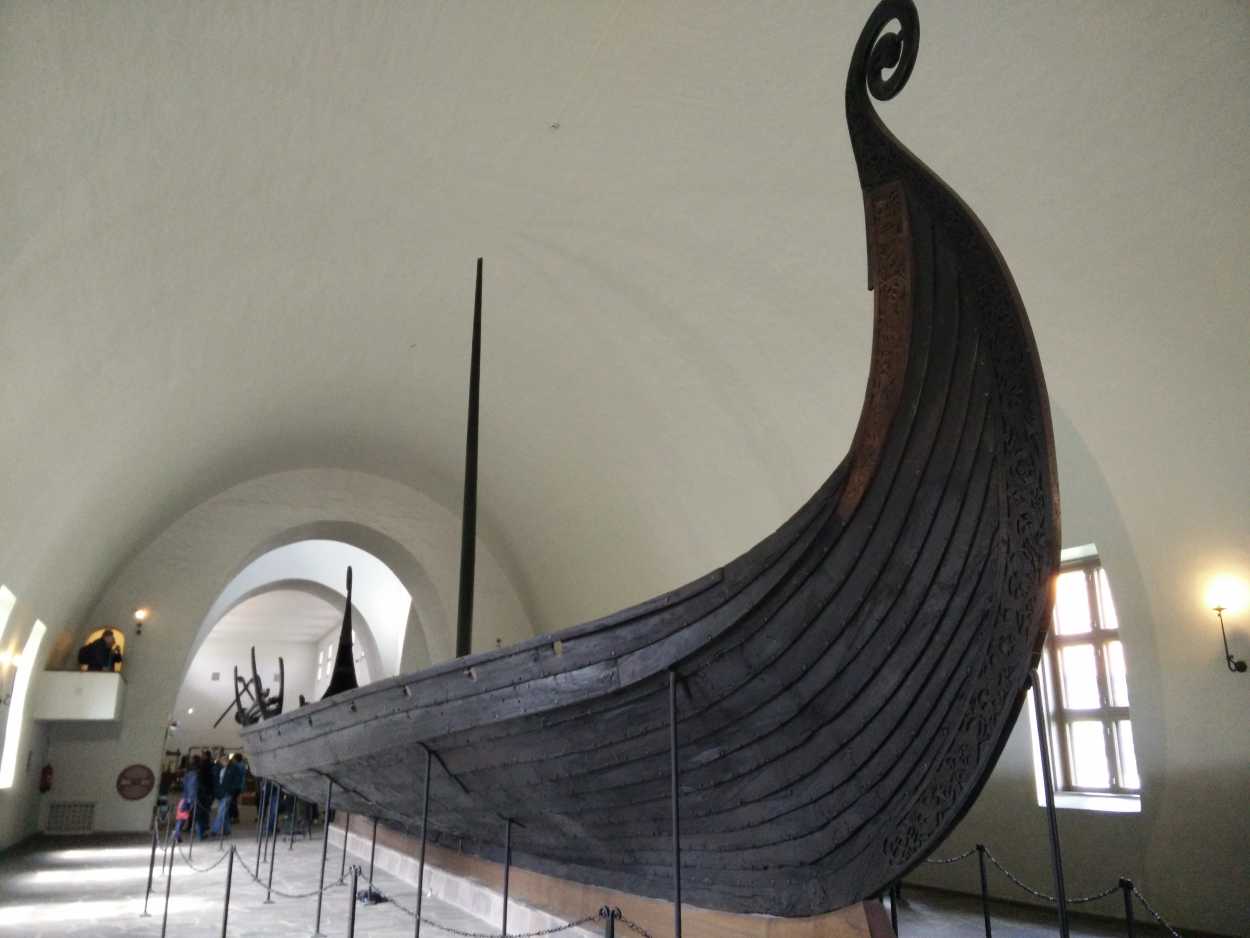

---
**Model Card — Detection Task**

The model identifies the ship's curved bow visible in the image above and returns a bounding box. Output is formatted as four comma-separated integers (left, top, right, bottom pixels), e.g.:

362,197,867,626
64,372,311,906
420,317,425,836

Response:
243,0,1059,917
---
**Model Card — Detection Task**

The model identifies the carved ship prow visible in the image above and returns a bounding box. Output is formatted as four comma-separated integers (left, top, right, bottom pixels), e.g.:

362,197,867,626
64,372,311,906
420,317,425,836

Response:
243,0,1059,919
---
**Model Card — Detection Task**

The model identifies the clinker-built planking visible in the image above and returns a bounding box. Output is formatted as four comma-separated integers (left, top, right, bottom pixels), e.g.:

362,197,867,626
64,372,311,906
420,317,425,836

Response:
243,0,1060,918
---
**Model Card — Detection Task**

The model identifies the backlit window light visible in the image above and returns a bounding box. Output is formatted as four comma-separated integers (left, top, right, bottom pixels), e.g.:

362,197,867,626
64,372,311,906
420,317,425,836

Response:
0,619,47,788
1037,549,1140,802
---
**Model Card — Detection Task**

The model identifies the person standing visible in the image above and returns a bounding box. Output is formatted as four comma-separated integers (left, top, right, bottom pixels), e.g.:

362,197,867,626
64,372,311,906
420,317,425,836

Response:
211,754,246,837
77,629,122,671
173,756,200,843
195,751,215,839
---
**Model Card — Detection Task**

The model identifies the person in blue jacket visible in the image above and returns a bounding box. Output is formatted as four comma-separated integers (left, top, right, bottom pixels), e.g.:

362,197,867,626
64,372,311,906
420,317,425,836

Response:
211,753,247,837
173,755,205,843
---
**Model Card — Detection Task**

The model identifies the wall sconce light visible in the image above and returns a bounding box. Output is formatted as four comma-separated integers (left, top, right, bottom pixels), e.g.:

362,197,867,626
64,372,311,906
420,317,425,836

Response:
1206,575,1248,674
133,607,150,636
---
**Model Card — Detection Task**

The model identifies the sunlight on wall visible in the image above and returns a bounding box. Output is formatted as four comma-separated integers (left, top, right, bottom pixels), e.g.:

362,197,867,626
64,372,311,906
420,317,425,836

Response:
0,585,15,649
0,619,47,789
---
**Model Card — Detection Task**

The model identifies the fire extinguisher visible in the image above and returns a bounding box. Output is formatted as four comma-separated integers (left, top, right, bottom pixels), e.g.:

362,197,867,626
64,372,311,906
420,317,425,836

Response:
38,764,53,793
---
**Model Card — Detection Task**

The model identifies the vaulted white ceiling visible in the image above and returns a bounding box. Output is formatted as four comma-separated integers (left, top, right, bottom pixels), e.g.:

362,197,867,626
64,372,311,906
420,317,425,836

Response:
2,0,1247,644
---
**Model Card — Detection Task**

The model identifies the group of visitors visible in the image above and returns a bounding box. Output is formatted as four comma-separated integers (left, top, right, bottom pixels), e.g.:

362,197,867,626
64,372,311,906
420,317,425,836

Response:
173,750,248,842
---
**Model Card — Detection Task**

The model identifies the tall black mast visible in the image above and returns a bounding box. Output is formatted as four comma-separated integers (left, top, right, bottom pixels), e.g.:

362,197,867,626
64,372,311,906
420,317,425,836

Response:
455,258,483,658
322,566,359,698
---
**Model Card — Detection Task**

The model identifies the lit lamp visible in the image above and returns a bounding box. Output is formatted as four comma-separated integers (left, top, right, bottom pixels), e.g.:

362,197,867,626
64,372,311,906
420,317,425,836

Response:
1206,574,1248,674
133,607,150,636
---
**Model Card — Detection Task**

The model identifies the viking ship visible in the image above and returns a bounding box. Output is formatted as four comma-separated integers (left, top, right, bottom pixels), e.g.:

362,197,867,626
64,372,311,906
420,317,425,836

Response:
243,0,1059,918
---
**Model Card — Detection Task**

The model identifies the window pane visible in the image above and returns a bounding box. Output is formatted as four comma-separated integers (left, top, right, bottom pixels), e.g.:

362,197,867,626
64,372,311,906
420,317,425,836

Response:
1117,721,1140,790
1054,570,1092,635
1096,569,1120,632
1105,640,1130,706
1069,721,1110,790
1059,644,1100,709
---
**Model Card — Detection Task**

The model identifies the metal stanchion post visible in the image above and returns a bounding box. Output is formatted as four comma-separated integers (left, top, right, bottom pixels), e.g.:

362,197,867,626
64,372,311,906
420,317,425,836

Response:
668,671,683,938
339,811,351,884
1031,670,1071,938
159,850,174,938
368,817,378,890
142,826,158,916
889,883,899,935
976,844,992,938
501,818,512,937
189,801,199,861
266,803,280,904
347,866,360,938
267,786,282,863
255,781,270,873
414,748,431,938
1119,879,1136,938
220,846,235,938
314,778,334,936
289,795,299,850
600,907,619,938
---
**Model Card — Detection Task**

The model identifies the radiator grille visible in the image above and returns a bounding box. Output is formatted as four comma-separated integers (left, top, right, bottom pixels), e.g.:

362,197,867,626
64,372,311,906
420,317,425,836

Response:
47,801,95,834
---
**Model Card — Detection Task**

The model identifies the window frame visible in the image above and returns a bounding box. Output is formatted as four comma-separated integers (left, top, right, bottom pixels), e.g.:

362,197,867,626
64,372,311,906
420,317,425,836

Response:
1041,553,1139,799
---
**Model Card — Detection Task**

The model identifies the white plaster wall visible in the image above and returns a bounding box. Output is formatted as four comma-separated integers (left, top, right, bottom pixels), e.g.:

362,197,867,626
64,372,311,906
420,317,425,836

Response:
202,540,412,676
170,638,317,753
36,468,534,842
0,598,54,850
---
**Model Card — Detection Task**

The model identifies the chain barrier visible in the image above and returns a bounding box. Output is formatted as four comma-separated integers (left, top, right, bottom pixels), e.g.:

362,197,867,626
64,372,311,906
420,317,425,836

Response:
982,848,1125,906
175,842,234,874
1132,885,1184,938
922,847,977,865
616,914,655,938
385,890,599,937
232,848,345,900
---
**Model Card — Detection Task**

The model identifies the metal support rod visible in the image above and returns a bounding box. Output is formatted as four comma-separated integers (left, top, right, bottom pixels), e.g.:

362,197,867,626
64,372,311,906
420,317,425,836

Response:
314,778,334,936
159,849,174,938
1120,879,1136,938
267,787,282,863
289,794,299,850
1031,669,1071,938
368,817,379,889
220,847,235,938
455,257,484,658
256,781,270,872
600,907,618,938
142,826,158,916
159,798,173,876
188,800,198,860
501,818,512,937
414,748,432,938
339,811,351,884
266,794,280,904
347,866,360,938
668,671,683,938
976,844,992,938
889,883,899,935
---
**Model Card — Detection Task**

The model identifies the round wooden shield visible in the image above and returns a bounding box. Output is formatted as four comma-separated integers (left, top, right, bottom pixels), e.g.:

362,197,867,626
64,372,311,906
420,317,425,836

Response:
116,764,155,801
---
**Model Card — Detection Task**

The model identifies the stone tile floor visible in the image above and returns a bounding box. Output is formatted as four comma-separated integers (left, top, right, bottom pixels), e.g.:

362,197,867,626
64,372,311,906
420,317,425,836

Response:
0,827,495,938
886,885,1184,937
0,828,1195,938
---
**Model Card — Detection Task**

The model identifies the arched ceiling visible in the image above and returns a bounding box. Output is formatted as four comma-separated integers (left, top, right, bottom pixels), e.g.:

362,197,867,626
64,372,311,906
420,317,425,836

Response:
1,1,1247,643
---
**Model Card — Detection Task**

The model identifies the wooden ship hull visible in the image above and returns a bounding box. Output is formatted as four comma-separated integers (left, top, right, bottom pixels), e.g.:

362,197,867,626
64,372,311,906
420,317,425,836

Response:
242,0,1059,918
